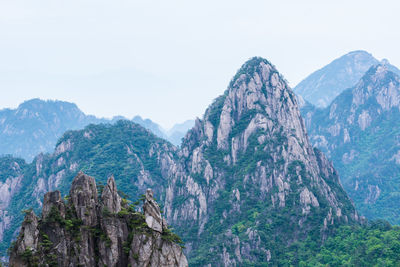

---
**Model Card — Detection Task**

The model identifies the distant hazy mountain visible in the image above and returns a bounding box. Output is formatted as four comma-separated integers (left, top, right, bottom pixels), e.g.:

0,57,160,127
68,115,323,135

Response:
132,115,168,140
0,99,109,161
166,119,195,146
294,50,400,108
133,116,194,146
0,99,194,161
303,64,400,224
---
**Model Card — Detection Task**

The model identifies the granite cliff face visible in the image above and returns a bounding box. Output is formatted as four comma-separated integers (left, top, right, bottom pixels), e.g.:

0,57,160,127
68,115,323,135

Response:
165,57,359,265
9,172,187,267
303,64,400,223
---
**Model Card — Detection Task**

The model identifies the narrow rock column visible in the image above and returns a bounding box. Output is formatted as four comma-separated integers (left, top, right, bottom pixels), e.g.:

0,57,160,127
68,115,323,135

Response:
101,175,122,213
99,175,127,267
143,189,164,233
69,171,98,226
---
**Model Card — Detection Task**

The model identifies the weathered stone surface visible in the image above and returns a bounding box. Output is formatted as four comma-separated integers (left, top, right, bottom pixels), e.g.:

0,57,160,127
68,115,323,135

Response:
70,171,98,226
101,175,122,213
143,189,163,233
129,233,188,267
9,172,187,267
9,211,39,267
42,190,65,220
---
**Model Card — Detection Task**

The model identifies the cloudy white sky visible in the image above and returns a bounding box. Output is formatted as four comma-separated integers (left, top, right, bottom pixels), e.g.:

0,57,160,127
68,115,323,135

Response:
1,0,399,129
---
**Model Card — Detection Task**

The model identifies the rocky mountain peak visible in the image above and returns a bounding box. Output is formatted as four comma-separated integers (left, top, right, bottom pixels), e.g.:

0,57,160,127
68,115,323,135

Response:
9,210,39,264
227,57,293,116
167,57,359,265
359,64,399,86
9,172,188,267
16,98,81,113
200,56,301,151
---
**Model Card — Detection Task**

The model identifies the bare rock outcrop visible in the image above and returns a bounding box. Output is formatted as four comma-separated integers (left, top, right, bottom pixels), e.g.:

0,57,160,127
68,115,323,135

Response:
9,172,188,267
101,175,122,213
143,189,165,233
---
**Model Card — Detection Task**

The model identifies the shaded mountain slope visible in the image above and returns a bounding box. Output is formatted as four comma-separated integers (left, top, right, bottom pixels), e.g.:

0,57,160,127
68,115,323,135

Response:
303,64,400,224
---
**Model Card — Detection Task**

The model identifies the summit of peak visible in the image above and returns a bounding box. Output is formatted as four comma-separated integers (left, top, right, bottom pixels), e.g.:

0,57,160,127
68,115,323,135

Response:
17,98,80,111
229,56,283,88
345,50,374,57
198,57,301,150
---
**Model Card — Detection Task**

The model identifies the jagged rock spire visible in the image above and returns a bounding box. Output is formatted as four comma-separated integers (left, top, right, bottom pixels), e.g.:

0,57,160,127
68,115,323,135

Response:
9,172,188,267
69,171,98,226
143,188,165,233
101,175,122,213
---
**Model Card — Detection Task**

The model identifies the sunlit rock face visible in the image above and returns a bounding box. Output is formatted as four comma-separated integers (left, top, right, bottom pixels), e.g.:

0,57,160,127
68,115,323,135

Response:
165,57,359,266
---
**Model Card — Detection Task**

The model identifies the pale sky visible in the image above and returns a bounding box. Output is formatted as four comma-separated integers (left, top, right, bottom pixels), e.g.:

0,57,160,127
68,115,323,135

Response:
0,0,399,129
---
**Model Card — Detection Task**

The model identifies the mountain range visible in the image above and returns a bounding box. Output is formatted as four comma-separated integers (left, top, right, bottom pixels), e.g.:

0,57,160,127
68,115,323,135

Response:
0,99,194,161
0,57,361,266
4,52,400,265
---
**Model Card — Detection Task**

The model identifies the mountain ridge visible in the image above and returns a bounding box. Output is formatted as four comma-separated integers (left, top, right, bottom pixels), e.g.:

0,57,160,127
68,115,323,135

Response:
302,64,400,223
0,99,194,161
294,50,400,108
